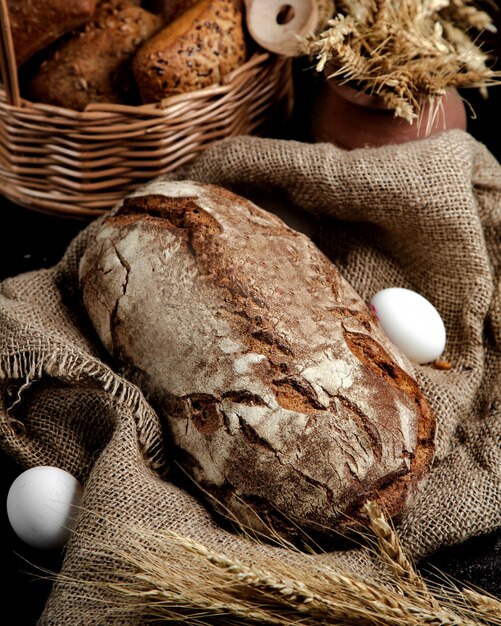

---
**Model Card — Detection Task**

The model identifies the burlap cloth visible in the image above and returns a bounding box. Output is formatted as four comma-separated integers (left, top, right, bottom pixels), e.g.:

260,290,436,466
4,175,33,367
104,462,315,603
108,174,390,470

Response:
0,129,500,624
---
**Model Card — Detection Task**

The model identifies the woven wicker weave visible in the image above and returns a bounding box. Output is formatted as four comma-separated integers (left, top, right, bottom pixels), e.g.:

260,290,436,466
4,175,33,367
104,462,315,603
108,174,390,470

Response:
0,0,293,218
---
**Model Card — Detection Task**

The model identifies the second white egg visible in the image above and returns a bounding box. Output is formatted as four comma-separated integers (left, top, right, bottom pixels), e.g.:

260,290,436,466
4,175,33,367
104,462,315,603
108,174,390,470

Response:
6,466,83,550
370,287,446,365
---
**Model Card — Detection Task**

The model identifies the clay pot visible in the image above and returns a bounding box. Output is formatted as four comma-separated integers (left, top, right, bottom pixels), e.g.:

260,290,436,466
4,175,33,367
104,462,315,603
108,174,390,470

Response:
310,79,467,149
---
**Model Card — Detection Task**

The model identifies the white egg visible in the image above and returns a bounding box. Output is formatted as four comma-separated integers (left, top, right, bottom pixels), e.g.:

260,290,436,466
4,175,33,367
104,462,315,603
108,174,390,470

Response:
6,466,83,550
370,287,446,364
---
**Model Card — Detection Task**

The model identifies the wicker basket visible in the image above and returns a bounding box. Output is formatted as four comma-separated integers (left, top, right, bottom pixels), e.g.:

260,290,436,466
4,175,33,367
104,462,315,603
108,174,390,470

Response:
0,0,293,218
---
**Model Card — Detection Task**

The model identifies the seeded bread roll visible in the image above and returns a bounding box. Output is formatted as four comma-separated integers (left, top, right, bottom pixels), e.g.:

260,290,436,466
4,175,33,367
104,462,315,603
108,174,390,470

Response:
7,0,97,66
132,0,247,103
28,0,163,111
79,180,436,543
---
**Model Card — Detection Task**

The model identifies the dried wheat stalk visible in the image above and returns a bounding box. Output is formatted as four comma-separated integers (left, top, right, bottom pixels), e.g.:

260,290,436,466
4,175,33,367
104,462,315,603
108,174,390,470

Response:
463,589,501,623
302,0,501,121
63,502,500,625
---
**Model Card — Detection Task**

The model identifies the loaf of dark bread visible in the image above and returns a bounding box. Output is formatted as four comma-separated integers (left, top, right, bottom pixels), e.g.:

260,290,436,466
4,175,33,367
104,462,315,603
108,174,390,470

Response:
132,0,247,103
79,180,435,542
28,0,163,110
7,0,97,66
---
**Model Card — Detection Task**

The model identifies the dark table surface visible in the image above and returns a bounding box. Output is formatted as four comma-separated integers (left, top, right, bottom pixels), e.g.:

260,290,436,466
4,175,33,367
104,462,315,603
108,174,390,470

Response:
1,81,501,623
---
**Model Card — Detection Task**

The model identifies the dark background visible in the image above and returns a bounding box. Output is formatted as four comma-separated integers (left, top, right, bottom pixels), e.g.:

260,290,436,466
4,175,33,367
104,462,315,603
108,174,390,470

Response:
1,13,501,625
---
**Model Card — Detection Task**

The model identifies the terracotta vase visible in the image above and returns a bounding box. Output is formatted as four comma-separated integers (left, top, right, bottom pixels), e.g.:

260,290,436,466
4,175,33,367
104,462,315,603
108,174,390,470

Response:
310,79,467,149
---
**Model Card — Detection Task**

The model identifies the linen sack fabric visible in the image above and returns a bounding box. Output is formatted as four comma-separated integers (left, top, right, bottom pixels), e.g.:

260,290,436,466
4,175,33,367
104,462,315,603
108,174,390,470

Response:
0,129,500,624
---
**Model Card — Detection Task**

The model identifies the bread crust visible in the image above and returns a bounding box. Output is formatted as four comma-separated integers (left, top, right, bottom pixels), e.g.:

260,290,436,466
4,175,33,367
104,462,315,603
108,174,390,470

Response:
28,0,163,110
79,180,435,542
132,0,247,103
8,0,97,66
